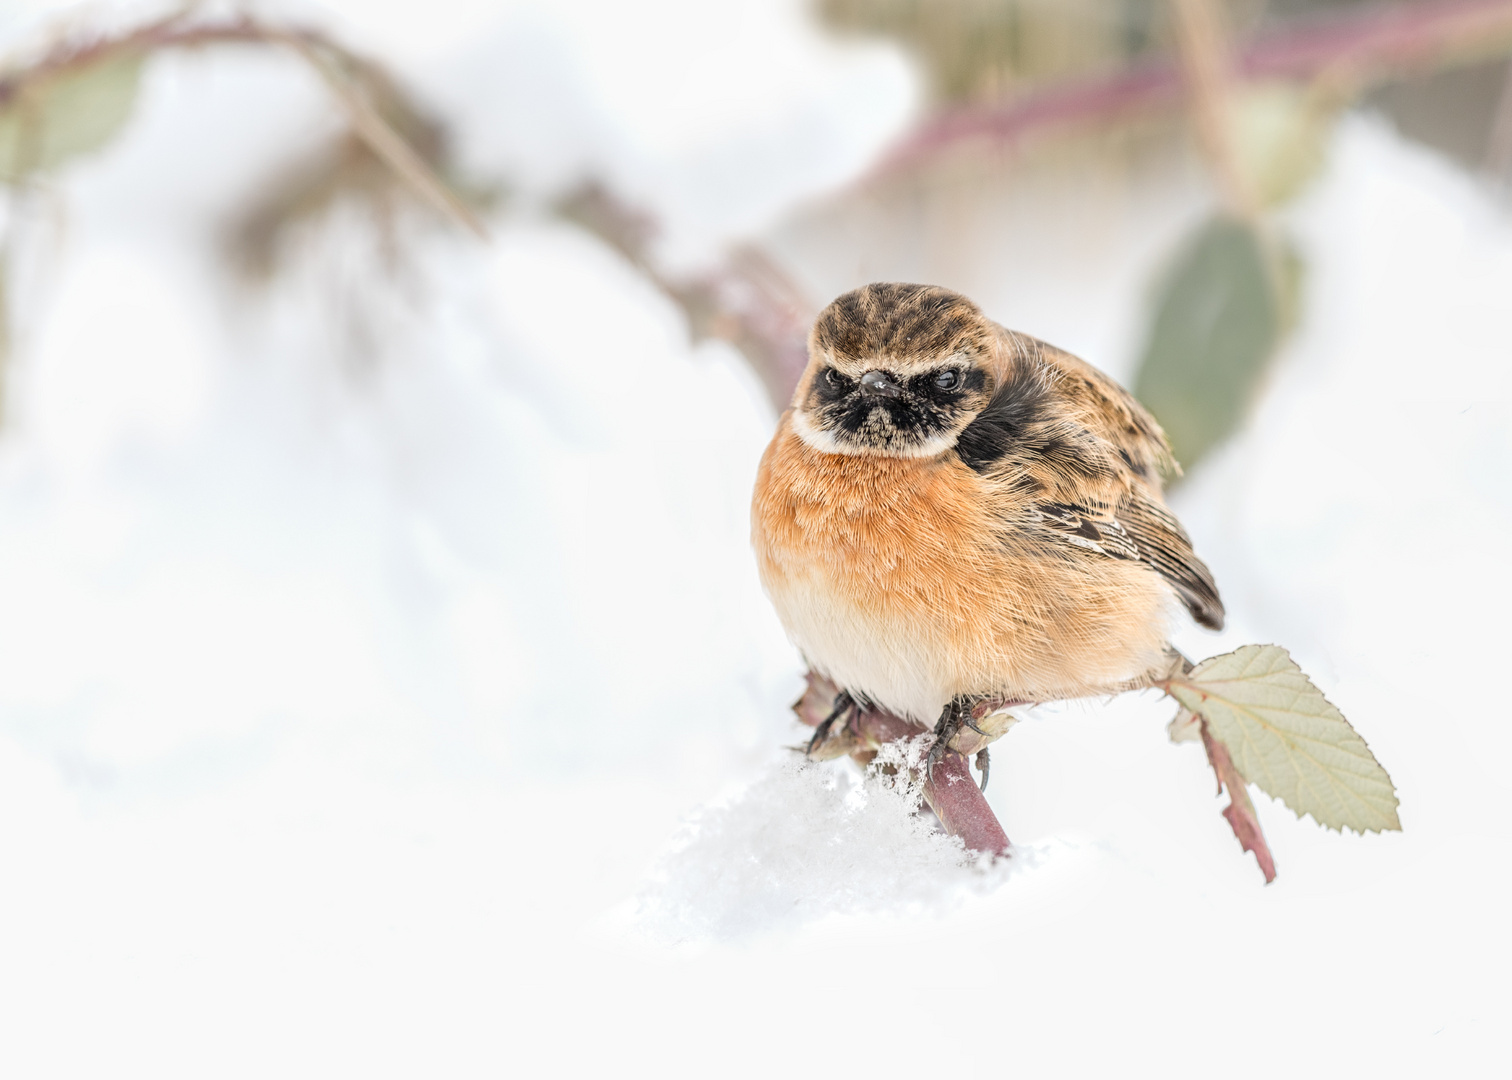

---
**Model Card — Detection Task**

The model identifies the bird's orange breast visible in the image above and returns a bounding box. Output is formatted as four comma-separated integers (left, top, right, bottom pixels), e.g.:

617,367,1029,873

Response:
751,417,1173,721
753,423,991,618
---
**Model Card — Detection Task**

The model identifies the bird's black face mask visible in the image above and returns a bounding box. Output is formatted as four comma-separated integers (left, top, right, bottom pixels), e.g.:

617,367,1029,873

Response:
800,362,990,456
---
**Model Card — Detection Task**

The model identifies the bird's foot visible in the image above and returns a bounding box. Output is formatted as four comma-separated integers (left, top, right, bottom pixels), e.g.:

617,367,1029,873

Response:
975,747,991,793
926,696,984,778
806,690,857,757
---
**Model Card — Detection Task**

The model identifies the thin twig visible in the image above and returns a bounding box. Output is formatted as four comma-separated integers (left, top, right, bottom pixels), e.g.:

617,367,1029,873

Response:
1167,0,1258,218
1485,54,1512,181
270,31,488,240
1198,718,1278,883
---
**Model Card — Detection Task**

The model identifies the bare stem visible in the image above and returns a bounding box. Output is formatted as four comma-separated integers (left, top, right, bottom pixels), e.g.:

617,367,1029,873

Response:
1198,718,1278,883
1484,55,1512,179
1167,0,1257,218
270,31,488,240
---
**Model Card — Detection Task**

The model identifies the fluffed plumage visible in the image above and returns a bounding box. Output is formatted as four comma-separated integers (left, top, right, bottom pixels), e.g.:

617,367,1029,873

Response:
751,282,1222,727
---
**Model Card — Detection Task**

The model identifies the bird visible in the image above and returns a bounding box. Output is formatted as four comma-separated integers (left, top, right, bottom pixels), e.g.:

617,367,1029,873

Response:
750,282,1223,776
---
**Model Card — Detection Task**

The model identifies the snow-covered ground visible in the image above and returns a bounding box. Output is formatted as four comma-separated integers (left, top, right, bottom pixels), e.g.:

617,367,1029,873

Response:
1,2,1509,1076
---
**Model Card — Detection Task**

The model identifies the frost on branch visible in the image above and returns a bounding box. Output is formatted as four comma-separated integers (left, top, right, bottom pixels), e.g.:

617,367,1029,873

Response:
1166,644,1401,836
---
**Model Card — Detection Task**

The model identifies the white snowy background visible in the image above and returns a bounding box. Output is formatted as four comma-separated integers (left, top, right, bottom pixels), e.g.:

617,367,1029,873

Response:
1,1,1509,1076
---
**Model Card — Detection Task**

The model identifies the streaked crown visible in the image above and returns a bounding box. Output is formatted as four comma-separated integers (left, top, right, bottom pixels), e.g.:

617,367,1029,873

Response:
793,282,999,457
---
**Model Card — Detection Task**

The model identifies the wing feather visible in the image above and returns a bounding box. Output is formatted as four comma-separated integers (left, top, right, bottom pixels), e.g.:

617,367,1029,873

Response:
1030,494,1225,630
962,329,1224,631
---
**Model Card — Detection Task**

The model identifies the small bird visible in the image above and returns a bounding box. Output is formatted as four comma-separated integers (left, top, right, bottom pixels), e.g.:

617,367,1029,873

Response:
751,282,1223,771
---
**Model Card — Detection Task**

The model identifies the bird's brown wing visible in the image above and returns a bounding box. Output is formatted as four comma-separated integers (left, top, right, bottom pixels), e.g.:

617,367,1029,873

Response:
1018,333,1177,488
1030,496,1225,631
1114,493,1225,630
962,331,1224,630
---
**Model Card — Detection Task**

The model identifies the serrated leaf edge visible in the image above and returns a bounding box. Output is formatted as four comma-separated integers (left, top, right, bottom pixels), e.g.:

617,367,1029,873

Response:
1168,644,1401,835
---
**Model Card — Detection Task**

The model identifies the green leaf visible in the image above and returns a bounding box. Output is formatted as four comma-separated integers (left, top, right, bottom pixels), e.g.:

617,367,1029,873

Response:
1132,215,1287,473
1167,645,1400,834
0,51,144,182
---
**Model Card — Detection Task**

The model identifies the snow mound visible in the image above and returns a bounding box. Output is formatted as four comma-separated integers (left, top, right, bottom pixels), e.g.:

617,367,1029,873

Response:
631,748,1022,942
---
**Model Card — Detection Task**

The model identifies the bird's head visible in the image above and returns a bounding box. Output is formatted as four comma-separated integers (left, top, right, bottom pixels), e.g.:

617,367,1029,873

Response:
791,282,1000,458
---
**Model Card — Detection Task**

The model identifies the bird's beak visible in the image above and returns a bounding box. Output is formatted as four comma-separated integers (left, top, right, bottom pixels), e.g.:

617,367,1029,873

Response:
859,370,902,399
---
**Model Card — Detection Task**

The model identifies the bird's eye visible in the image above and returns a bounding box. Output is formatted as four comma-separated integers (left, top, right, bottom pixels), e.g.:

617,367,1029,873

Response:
934,370,960,390
825,368,844,388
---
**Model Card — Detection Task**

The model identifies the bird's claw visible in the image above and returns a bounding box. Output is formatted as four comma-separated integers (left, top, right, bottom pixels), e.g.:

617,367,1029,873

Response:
927,697,996,782
806,690,856,757
925,736,948,779
975,747,991,792
926,698,968,779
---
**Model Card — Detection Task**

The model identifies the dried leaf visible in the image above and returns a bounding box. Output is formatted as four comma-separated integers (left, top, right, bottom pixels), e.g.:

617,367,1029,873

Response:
1167,645,1400,834
943,701,1022,757
1132,215,1288,471
1167,704,1203,744
0,51,144,181
791,671,861,762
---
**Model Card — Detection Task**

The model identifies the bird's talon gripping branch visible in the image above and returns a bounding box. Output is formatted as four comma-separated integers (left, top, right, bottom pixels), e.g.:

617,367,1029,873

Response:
926,697,972,779
975,747,991,792
806,690,856,757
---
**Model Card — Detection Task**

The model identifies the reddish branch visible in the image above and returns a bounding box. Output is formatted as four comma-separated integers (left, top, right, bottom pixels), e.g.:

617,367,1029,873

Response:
0,13,321,101
877,0,1512,176
1199,720,1278,883
1163,680,1278,884
793,672,1011,857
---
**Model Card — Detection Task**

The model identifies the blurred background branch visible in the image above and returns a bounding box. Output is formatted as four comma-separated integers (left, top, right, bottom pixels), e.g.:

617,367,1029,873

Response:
4,1,1512,460
0,11,488,224
868,0,1512,173
0,9,495,406
1168,0,1258,217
